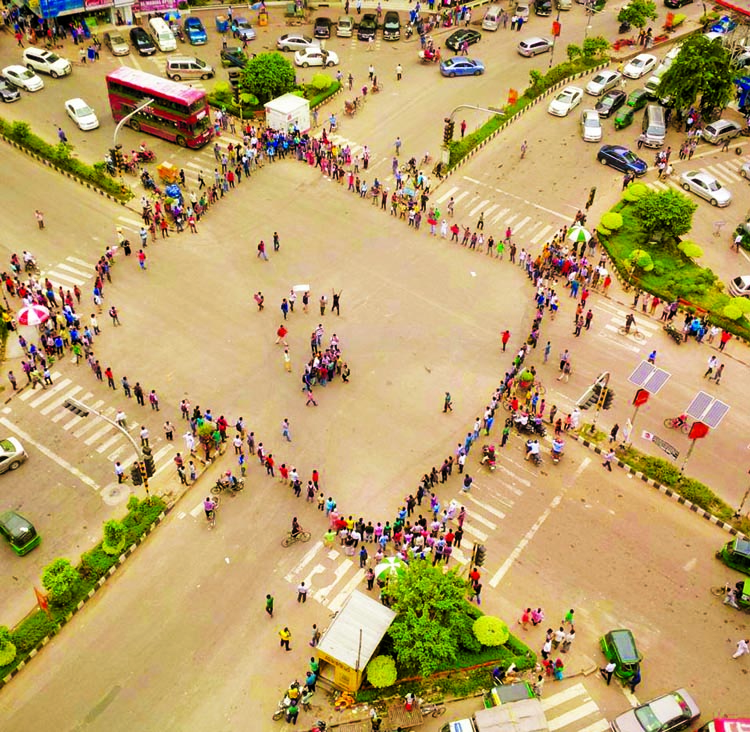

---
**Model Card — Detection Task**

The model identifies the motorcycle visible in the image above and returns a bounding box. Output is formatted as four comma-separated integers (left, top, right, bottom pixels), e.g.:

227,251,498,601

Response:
272,681,303,721
405,23,413,39
23,256,40,275
491,663,519,686
481,445,496,472
134,147,156,163
663,323,683,344
211,474,245,496
141,171,162,195
525,440,542,466
551,439,565,464
514,414,546,437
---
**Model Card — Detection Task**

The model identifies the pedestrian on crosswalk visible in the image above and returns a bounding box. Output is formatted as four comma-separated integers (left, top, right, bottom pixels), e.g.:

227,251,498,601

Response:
140,426,150,448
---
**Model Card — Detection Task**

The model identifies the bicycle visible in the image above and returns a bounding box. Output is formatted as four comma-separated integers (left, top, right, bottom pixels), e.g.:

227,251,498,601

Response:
618,325,646,342
663,417,690,434
206,495,219,529
419,700,447,717
281,528,312,547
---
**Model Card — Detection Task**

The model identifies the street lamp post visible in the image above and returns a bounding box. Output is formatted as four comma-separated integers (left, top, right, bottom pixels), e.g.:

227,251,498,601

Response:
113,97,154,148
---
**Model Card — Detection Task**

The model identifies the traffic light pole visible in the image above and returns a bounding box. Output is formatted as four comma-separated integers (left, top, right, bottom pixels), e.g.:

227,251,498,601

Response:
113,97,154,148
63,397,150,496
589,371,610,435
442,104,505,165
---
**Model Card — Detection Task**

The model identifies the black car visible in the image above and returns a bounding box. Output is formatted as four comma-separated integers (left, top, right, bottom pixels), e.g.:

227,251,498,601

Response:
446,28,482,52
314,17,332,39
129,26,156,56
664,0,693,7
383,10,401,40
0,79,20,103
595,89,627,117
534,0,552,16
357,13,378,40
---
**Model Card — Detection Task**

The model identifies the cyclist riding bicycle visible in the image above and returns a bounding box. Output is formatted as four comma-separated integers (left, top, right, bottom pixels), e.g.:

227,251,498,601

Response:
624,313,636,334
203,496,217,521
674,413,689,428
291,516,302,538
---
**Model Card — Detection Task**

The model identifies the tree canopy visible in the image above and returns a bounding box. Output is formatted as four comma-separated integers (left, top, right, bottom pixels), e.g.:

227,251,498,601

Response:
241,52,296,104
386,560,475,677
633,189,697,244
657,35,734,115
617,0,657,29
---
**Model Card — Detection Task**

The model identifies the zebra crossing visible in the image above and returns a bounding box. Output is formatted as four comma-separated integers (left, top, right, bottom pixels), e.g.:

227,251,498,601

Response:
541,683,611,732
646,154,749,194
40,255,96,296
13,372,177,486
595,298,660,353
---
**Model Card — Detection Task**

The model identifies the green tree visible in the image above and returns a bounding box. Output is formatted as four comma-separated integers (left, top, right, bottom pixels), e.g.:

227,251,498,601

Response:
581,36,610,60
633,189,697,244
617,0,657,29
102,519,127,556
42,558,80,608
0,625,17,666
241,52,296,104
657,35,733,116
387,560,472,677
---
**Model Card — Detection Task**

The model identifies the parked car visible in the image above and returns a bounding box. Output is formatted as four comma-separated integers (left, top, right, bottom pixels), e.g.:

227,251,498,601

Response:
314,16,332,39
680,170,732,206
383,10,401,40
130,26,157,55
276,33,318,51
614,106,635,130
611,690,700,732
294,48,339,67
517,36,553,56
586,69,622,96
337,15,354,37
234,18,256,41
580,109,602,142
556,0,572,9
184,16,207,44
516,3,531,19
65,97,99,130
741,161,750,179
623,53,657,79
440,56,485,77
711,15,737,34
357,13,378,40
2,65,43,92
600,629,642,680
446,28,482,51
0,437,27,474
23,47,71,77
702,119,742,145
0,79,21,103
597,144,647,175
627,88,650,110
548,85,583,116
534,0,552,15
103,30,130,56
0,510,41,556
595,89,626,118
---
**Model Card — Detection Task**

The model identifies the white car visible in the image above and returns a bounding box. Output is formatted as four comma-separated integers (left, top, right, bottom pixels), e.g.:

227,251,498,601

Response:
276,33,319,51
548,85,583,116
2,65,43,92
65,98,99,131
680,170,732,207
516,3,531,19
22,48,72,77
585,69,621,96
294,48,339,67
729,274,750,297
623,53,657,79
580,108,602,142
741,161,750,179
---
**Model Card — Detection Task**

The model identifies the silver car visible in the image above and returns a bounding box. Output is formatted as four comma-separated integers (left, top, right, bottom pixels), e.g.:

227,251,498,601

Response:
611,689,700,732
680,170,732,207
702,118,742,145
586,69,621,96
0,437,27,474
580,109,602,142
276,33,319,51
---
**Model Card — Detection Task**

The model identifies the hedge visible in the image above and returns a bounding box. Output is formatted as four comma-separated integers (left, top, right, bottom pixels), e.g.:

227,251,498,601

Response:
0,496,166,679
0,118,131,201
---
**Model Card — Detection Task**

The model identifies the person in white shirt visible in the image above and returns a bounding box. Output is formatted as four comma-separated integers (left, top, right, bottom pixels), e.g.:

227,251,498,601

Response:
732,639,750,658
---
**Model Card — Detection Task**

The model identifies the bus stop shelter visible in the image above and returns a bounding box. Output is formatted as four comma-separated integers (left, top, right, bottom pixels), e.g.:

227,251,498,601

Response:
315,591,396,692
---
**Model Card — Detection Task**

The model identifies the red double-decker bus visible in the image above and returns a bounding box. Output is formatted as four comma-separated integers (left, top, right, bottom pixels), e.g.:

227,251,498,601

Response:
106,66,212,149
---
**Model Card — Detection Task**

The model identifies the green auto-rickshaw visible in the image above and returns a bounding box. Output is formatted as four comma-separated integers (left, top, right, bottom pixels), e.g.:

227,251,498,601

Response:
600,629,642,679
614,107,635,130
717,537,750,576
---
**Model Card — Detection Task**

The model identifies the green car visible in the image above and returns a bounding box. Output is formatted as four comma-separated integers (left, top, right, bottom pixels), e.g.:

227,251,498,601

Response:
627,88,649,111
717,537,750,576
614,106,635,130
0,510,41,555
600,629,642,679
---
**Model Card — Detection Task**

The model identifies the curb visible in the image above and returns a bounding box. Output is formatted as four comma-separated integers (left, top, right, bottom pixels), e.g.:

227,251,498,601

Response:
0,502,174,689
0,135,132,206
570,433,747,539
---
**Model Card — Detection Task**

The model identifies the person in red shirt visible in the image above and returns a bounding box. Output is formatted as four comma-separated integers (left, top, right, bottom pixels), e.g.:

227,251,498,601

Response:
501,330,510,352
311,469,320,489
275,325,288,346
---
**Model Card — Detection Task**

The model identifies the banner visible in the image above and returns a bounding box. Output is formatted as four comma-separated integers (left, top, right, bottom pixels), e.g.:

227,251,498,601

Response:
135,0,178,11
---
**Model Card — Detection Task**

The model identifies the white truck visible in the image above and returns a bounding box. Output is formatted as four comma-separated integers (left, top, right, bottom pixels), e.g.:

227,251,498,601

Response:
441,697,550,732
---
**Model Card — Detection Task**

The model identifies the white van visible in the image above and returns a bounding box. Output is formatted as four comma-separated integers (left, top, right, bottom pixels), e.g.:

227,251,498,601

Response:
166,56,214,81
149,17,177,52
482,4,503,30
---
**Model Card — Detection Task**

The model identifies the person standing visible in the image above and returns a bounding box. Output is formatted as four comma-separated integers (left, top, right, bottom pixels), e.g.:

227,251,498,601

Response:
501,330,510,352
395,63,402,81
297,581,308,603
628,667,642,692
732,638,750,659
282,418,292,442
265,594,274,616
332,289,342,315
600,660,616,684
35,210,45,229
279,627,292,651
609,424,619,443
704,355,718,378
712,364,724,385
8,371,17,391
276,324,288,346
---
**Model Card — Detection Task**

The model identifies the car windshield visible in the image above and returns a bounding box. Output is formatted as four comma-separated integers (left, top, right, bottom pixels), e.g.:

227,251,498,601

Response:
705,179,721,191
558,91,573,101
46,53,60,62
112,34,124,43
18,69,34,79
585,117,598,127
635,706,664,732
75,104,94,116
593,75,605,84
601,96,616,107
622,150,637,162
0,439,15,452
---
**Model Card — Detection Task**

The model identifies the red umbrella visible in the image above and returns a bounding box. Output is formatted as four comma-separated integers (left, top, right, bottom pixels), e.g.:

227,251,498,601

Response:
17,305,50,326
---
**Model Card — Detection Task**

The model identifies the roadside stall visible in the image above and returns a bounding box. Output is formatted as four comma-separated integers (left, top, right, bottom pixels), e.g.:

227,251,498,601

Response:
315,590,395,692
264,93,311,134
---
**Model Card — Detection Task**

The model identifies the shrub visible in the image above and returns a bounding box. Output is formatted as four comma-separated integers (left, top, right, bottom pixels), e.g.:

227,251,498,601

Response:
310,73,333,90
42,558,80,608
677,477,728,515
601,212,623,231
80,545,117,580
10,611,56,654
102,519,127,556
473,616,510,646
641,456,681,486
0,626,16,666
455,609,482,653
678,240,703,259
366,655,398,688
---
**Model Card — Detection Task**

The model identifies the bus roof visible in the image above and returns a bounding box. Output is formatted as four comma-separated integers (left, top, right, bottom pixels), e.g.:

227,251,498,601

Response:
106,66,206,106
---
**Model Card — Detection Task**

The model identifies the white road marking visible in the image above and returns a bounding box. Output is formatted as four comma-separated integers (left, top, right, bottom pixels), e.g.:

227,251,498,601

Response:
513,216,532,232
313,559,353,604
463,176,482,184
327,569,365,613
84,423,115,446
461,521,488,542
577,720,611,732
548,702,600,730
464,493,506,520
56,263,91,277
284,540,324,582
621,688,640,707
49,386,83,420
436,185,459,204
531,224,555,243
66,256,92,268
96,433,125,454
541,682,588,709
30,378,71,410
490,207,510,224
0,416,100,492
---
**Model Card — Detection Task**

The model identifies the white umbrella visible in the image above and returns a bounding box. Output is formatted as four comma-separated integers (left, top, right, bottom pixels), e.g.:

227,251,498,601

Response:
17,305,50,326
567,224,591,244
374,557,407,581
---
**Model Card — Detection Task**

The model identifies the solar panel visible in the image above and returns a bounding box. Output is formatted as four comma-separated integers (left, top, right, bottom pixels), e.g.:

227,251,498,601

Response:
686,391,713,420
702,400,730,429
628,362,670,393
